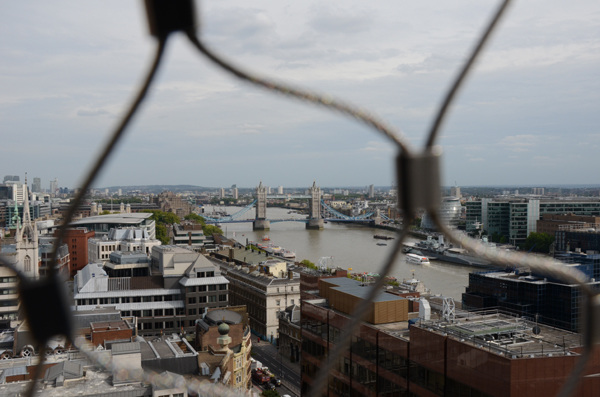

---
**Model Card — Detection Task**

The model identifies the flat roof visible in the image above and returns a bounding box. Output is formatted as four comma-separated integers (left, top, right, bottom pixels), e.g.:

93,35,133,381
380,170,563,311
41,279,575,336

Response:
70,212,152,225
417,311,583,358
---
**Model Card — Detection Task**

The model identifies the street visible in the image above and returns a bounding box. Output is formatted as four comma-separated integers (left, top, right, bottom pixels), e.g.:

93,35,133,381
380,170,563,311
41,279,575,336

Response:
252,342,301,397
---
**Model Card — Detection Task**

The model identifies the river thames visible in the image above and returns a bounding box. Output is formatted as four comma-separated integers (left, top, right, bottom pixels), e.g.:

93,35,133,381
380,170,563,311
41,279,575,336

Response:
203,205,479,301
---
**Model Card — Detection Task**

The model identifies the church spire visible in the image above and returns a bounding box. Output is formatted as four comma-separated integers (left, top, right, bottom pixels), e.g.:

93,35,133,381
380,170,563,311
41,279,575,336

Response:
18,182,35,243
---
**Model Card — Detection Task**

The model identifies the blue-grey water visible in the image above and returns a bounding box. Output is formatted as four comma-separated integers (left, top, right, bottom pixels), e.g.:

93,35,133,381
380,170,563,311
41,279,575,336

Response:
204,205,475,300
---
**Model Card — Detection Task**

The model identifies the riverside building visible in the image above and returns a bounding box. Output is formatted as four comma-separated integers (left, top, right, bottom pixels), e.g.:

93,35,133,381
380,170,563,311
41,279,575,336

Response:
466,197,600,246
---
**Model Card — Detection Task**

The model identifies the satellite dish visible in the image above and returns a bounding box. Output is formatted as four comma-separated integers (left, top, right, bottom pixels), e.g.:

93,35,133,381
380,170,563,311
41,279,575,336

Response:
532,326,541,335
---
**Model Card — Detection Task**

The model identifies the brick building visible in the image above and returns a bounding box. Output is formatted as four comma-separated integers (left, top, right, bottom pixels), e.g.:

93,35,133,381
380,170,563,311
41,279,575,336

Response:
61,227,95,277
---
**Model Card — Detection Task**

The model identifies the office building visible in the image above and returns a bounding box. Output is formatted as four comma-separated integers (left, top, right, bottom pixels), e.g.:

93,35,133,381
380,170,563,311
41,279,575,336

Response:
88,227,161,263
31,177,41,193
466,198,600,246
61,228,95,277
69,213,156,239
74,246,229,335
209,252,300,342
302,276,600,396
421,196,462,230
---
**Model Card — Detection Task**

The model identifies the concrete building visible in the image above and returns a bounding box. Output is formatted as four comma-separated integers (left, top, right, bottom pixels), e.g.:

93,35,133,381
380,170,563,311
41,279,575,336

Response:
74,246,229,336
172,222,207,248
70,212,156,239
208,253,300,342
88,227,161,263
38,237,69,277
466,197,600,246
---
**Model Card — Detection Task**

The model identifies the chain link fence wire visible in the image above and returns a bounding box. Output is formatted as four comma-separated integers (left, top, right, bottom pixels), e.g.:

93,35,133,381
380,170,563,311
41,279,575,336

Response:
0,0,597,396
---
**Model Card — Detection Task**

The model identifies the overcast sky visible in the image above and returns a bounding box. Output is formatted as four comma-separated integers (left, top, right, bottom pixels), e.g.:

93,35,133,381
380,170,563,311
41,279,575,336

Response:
1,1,599,190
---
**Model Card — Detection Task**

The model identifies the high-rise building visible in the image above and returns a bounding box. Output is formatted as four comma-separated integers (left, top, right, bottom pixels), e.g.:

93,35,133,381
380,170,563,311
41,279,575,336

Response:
277,186,284,195
32,177,41,193
368,184,375,198
450,185,461,198
220,188,226,198
49,178,58,195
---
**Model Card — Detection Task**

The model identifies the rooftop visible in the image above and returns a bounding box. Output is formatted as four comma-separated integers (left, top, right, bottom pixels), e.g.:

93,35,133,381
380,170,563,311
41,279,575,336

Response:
70,212,152,225
416,310,583,358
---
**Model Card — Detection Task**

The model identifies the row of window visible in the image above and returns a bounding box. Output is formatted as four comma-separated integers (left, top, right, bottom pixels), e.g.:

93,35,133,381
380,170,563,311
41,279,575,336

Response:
76,294,181,305
0,277,17,283
187,295,227,305
186,284,227,293
123,308,184,317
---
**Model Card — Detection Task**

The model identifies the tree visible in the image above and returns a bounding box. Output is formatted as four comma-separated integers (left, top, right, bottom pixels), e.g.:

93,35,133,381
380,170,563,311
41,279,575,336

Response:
143,210,180,225
300,259,317,270
155,223,169,245
522,232,555,253
202,224,223,236
184,213,206,225
143,210,180,245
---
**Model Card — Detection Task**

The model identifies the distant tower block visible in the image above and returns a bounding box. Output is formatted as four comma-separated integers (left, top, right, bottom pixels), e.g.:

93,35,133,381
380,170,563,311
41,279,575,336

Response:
306,181,324,230
253,181,270,231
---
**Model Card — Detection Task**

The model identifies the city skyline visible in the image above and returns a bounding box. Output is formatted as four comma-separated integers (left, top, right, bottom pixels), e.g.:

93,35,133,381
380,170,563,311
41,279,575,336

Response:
1,1,599,189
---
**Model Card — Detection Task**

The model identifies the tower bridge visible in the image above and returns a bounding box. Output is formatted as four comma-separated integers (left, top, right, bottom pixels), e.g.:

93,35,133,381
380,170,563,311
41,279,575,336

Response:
203,181,383,230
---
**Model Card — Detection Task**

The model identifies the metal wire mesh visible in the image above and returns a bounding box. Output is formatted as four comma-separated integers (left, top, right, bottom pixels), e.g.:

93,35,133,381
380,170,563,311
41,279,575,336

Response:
0,0,597,396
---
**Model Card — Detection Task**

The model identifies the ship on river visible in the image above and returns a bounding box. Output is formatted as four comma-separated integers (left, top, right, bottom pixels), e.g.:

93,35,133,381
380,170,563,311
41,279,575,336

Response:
402,234,495,269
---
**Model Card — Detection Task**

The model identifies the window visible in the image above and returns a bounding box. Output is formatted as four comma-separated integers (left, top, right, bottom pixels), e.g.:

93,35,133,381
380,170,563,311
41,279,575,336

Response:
207,271,215,277
197,272,205,278
208,285,216,291
219,284,227,290
199,296,207,303
198,285,207,292
188,308,196,316
291,299,295,305
209,296,216,303
143,296,152,302
188,297,196,304
219,294,227,302
276,300,281,306
143,310,152,317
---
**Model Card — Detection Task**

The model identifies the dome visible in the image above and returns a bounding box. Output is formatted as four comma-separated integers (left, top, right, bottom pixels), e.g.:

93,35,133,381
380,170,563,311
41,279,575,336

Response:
218,322,230,335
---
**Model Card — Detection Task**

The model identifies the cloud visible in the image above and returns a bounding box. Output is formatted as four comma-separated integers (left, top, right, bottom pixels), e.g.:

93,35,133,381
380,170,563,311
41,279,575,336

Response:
76,107,110,117
498,135,538,153
360,140,395,153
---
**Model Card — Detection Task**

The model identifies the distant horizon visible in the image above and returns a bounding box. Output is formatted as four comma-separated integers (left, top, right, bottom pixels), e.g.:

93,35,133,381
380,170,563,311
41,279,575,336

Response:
92,183,600,191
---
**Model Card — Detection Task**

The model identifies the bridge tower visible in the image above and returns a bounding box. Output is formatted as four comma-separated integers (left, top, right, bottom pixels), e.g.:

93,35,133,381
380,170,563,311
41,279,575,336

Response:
253,181,271,230
306,181,324,230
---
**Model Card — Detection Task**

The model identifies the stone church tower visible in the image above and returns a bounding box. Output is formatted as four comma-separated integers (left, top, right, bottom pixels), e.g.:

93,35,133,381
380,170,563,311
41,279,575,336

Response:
15,182,39,278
